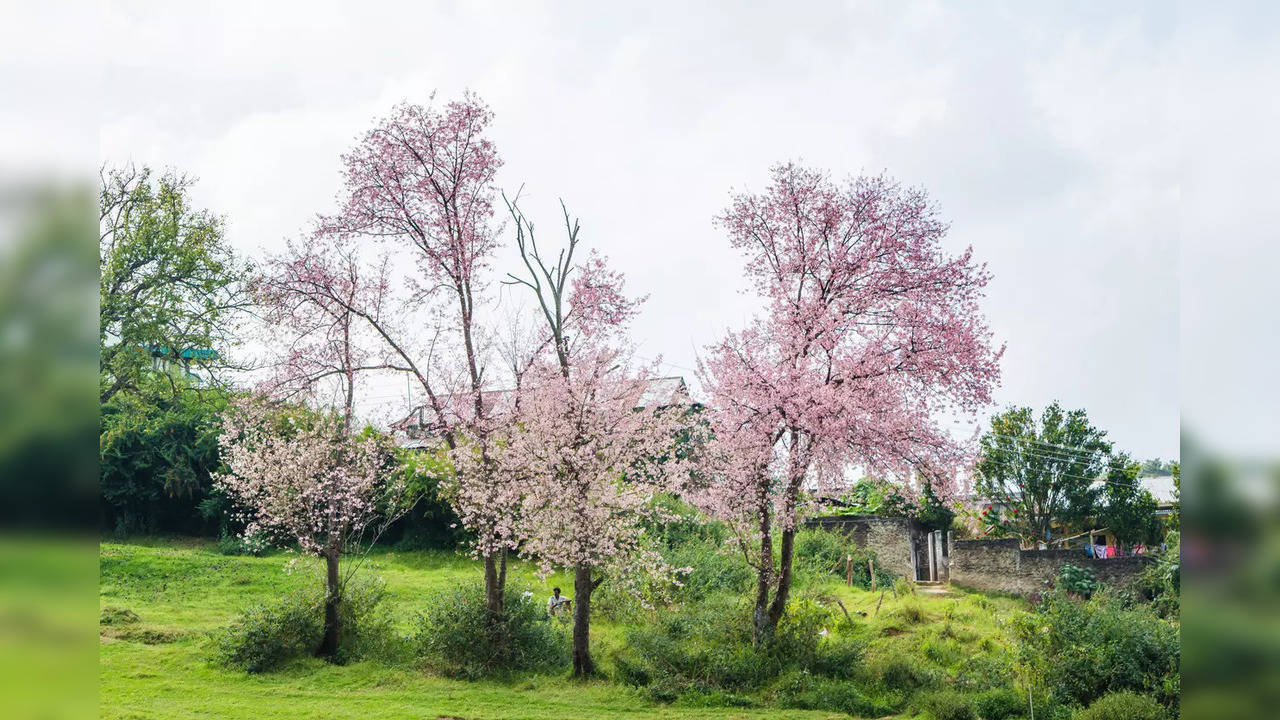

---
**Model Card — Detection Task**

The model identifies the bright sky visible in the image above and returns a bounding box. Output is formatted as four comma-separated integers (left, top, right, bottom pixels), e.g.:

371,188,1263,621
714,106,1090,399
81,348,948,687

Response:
73,1,1277,461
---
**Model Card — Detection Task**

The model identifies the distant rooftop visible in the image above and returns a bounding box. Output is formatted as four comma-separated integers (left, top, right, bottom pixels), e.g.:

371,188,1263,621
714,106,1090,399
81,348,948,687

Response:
393,375,695,444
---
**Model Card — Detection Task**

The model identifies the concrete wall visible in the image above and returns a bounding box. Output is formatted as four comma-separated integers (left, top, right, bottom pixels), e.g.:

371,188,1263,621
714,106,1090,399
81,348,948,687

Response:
805,515,920,579
949,538,1150,595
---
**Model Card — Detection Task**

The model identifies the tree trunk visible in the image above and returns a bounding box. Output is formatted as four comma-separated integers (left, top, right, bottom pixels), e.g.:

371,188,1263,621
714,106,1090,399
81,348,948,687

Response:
318,550,341,660
765,526,797,631
483,552,505,621
752,500,775,646
571,563,595,677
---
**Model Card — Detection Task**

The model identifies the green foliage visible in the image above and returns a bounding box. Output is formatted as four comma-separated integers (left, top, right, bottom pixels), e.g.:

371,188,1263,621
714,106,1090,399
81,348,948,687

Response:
666,542,755,601
213,578,399,672
1074,691,1166,720
1137,531,1179,618
973,686,1025,720
413,581,567,679
870,651,941,692
215,532,270,557
1014,589,1179,711
214,587,324,673
974,403,1111,545
777,672,890,717
99,388,228,535
646,493,728,549
1099,455,1162,547
614,594,863,701
793,528,894,589
822,478,915,517
99,165,248,404
381,448,462,551
916,689,975,720
914,483,957,533
1058,563,1098,598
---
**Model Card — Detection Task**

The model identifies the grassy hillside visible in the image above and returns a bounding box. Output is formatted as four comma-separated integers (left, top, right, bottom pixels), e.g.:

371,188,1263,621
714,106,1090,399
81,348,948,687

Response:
100,539,1030,719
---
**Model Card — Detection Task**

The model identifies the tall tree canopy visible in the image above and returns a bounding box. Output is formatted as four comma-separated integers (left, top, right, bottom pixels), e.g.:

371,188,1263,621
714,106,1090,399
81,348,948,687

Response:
697,164,1002,642
99,165,249,402
973,402,1112,546
1099,453,1162,547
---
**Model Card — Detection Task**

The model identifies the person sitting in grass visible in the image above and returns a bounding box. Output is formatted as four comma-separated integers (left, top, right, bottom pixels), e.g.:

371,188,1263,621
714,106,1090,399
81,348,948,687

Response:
546,587,571,618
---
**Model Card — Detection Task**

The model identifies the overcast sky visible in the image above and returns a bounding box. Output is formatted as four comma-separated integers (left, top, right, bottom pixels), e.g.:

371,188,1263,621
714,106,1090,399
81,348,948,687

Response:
76,1,1280,462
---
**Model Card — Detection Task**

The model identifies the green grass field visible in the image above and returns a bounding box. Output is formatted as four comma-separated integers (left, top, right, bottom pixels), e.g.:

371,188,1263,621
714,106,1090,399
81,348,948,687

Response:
99,539,1030,719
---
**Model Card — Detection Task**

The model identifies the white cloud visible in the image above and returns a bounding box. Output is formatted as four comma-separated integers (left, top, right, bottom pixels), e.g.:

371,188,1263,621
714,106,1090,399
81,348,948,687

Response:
88,0,1265,459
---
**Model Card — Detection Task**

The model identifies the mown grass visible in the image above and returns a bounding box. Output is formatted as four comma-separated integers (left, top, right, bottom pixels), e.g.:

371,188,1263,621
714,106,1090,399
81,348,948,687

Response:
100,539,1030,719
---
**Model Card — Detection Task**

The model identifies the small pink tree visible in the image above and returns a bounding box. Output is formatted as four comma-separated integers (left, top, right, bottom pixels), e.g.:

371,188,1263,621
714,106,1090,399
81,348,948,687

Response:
698,163,1002,642
215,395,408,659
498,202,693,676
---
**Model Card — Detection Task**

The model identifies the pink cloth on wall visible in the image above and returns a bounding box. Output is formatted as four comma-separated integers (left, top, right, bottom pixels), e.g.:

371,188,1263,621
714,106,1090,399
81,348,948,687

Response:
1105,545,1116,558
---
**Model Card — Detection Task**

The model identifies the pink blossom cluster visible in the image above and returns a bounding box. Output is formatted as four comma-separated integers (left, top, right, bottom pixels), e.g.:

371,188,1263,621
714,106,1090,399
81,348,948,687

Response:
214,396,402,557
697,163,1003,541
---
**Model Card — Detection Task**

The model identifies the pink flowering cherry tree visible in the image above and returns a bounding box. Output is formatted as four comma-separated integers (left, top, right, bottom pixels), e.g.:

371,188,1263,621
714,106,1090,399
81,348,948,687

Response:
251,236,405,432
301,93,521,619
214,395,409,660
697,163,1002,642
498,201,695,676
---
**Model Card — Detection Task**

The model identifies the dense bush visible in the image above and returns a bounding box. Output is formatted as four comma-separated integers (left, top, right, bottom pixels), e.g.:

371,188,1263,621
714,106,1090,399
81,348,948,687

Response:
777,672,890,717
973,686,1025,720
100,390,226,536
1057,563,1098,598
1014,589,1179,712
1074,691,1166,720
666,542,754,601
793,528,895,589
916,689,975,720
214,588,323,672
614,594,864,701
1137,531,1179,618
214,578,399,672
413,581,567,679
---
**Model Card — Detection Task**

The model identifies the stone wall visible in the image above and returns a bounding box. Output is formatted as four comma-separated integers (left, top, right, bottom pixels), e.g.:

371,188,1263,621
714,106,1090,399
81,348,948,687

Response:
949,538,1150,595
805,515,920,579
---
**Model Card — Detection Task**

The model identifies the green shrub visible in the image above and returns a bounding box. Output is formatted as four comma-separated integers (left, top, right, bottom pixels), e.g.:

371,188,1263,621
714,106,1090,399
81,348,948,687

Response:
214,588,323,672
810,635,865,680
1058,563,1098,597
1074,691,1166,720
1137,531,1179,618
777,672,891,717
875,651,941,691
413,581,567,679
214,578,400,672
973,686,1025,720
917,689,975,720
794,529,894,589
667,542,755,601
615,594,860,700
1014,590,1179,711
954,653,1015,692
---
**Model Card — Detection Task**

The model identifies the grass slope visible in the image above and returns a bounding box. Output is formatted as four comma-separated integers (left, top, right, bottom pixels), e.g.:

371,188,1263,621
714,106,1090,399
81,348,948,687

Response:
100,539,1028,719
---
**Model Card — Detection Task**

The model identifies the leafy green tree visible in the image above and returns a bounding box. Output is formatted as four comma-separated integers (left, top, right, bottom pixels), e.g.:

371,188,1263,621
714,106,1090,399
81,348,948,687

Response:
974,403,1111,546
1140,457,1174,476
99,381,228,535
99,165,248,403
1098,454,1161,547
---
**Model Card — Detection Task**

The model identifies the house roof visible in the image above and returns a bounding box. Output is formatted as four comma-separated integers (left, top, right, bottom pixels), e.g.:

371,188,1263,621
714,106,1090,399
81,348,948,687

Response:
392,375,694,439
